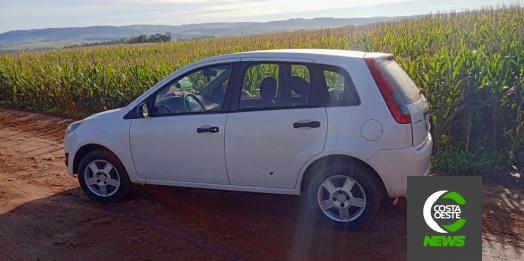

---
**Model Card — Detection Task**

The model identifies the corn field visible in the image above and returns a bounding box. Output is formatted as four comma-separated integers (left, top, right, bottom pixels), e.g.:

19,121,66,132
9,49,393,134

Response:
1,4,523,165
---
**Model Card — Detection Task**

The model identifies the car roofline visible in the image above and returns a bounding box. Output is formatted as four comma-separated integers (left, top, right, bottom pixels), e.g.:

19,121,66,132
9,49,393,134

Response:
195,49,393,63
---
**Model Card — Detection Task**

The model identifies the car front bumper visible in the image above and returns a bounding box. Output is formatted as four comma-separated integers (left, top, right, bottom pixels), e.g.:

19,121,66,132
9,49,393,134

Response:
64,131,79,176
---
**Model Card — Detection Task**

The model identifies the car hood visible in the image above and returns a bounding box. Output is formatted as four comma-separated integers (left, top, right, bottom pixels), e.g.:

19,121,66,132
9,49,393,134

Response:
85,107,128,120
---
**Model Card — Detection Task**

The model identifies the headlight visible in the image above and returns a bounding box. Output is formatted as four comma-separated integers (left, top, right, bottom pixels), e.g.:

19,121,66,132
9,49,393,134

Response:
66,120,83,134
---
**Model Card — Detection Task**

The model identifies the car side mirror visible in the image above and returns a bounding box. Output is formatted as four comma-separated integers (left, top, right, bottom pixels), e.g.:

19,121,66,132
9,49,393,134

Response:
137,102,150,118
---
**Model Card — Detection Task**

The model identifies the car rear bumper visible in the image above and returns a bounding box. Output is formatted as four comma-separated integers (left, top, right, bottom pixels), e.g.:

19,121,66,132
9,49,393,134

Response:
386,163,431,198
366,132,433,198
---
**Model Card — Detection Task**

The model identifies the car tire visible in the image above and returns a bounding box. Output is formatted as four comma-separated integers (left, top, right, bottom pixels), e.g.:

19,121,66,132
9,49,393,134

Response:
77,149,132,203
305,161,382,231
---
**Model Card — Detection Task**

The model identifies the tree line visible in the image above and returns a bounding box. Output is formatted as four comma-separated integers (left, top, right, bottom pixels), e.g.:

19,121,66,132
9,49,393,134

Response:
65,32,172,48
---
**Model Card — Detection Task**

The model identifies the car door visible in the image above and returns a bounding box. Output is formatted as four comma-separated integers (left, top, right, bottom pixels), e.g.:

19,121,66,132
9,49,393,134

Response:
224,58,328,189
129,59,239,184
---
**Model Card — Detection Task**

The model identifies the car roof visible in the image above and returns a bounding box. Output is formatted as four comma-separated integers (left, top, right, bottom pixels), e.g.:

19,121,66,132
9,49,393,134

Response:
197,49,391,63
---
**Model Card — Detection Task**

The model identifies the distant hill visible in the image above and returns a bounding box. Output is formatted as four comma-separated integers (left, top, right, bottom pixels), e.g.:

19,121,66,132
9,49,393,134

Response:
0,16,402,51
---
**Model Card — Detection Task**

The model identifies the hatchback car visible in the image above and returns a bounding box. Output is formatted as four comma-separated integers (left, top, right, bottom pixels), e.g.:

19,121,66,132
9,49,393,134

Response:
64,49,432,230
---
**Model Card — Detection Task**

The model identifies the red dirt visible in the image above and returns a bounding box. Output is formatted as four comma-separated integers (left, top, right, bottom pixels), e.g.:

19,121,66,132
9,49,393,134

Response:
0,108,522,261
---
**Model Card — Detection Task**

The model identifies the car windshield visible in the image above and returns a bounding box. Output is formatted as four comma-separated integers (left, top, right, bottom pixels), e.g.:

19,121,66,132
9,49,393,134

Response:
177,66,231,96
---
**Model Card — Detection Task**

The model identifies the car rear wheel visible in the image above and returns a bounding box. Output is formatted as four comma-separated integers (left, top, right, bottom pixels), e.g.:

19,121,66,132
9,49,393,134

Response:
306,162,382,230
78,149,132,203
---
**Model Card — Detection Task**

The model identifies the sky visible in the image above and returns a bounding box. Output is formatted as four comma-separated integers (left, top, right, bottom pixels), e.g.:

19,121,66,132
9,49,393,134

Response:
0,0,520,33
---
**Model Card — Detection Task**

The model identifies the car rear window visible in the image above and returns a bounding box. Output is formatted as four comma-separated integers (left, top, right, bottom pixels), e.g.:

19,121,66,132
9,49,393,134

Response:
378,61,421,104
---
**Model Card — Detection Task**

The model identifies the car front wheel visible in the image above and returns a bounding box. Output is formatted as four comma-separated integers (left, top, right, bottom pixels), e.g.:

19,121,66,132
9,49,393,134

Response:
306,162,382,230
77,149,132,203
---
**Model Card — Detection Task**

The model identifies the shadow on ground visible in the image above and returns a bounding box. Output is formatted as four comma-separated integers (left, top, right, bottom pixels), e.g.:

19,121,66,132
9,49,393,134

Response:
481,177,524,257
0,185,406,261
1,176,522,261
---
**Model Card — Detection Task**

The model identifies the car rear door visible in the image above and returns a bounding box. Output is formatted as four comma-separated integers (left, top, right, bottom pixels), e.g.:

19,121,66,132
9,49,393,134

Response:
224,57,328,189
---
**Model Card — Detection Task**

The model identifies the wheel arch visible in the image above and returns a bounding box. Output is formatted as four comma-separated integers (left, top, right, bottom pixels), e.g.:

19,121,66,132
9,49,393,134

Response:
299,154,387,198
73,144,117,174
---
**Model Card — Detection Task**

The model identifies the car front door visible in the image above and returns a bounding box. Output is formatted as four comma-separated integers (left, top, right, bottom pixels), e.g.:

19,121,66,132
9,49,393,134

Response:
224,58,328,189
129,59,239,184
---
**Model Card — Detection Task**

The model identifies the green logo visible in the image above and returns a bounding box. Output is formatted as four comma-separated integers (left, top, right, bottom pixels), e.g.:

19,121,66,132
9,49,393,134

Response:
423,190,466,247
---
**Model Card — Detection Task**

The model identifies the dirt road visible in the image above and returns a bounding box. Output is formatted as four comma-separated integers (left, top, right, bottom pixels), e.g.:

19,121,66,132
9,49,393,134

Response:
0,108,523,261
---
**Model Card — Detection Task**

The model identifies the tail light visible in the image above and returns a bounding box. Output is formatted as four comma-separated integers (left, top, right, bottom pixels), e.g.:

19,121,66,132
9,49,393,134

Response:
364,57,411,124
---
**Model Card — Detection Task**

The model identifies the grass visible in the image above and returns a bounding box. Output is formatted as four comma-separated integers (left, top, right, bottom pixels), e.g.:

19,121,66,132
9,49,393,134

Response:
0,4,523,168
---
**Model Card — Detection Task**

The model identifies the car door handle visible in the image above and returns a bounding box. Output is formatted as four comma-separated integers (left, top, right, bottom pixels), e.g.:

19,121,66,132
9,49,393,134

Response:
197,126,219,133
293,121,321,128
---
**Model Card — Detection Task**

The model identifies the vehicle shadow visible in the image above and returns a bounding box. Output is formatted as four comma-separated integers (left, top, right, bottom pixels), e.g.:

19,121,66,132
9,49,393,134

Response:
2,179,521,261
0,185,407,261
144,185,408,261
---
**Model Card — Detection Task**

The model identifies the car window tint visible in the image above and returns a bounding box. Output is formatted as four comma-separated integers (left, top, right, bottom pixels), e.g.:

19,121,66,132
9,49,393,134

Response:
291,64,310,83
153,64,232,116
378,61,421,104
239,63,312,110
322,66,360,107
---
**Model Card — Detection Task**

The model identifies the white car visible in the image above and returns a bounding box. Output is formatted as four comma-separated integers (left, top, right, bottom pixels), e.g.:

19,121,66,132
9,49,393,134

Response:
64,49,432,230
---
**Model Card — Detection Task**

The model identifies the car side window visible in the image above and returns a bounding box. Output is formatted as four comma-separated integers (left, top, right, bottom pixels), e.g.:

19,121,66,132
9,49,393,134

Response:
153,64,232,116
321,65,360,107
239,63,312,110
